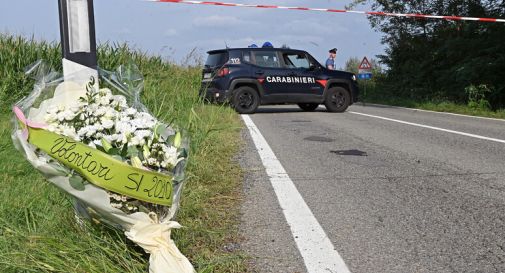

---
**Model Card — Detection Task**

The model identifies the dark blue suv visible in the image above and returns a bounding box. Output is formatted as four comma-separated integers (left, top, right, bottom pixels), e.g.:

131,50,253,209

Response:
200,47,359,114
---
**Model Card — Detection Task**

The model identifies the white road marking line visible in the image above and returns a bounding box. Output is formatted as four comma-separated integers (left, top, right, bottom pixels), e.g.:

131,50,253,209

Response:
349,111,505,144
357,103,505,122
242,115,351,273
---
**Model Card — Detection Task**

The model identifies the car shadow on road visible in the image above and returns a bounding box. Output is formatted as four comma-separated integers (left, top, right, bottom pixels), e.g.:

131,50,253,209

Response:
254,106,329,114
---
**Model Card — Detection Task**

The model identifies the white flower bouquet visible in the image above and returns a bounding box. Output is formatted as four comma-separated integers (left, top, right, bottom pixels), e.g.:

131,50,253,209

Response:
11,61,195,273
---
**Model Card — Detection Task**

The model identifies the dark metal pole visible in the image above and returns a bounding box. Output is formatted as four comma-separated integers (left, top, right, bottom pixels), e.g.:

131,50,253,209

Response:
58,0,98,83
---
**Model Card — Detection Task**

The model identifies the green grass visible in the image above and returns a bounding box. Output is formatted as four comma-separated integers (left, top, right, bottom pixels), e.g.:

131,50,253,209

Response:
362,97,505,119
359,82,505,119
0,34,246,272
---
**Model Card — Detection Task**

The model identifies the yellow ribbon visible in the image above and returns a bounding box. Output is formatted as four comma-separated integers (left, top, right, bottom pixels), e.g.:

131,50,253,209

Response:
27,127,173,206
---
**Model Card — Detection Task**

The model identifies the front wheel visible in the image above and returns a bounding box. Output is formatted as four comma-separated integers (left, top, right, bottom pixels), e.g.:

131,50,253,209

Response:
232,86,260,114
297,103,319,112
324,87,350,113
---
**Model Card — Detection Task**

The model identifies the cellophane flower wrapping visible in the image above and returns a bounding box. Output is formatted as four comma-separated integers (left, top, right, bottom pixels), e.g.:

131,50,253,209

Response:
11,61,195,273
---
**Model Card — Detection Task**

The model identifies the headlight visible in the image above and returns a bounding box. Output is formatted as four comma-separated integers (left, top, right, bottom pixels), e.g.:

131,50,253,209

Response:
352,74,357,82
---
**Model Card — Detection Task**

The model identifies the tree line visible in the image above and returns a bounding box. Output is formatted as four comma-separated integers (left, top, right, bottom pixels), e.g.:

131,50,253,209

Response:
346,0,505,110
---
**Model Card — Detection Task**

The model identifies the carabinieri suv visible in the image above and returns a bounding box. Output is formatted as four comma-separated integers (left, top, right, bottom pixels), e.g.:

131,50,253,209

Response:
200,47,359,114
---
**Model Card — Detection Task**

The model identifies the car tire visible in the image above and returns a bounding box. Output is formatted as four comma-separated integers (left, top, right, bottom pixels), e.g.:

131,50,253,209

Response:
324,87,350,113
232,86,260,114
297,103,319,112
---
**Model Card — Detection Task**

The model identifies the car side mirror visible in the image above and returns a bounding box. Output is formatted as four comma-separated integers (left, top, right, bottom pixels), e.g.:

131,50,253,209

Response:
309,64,318,71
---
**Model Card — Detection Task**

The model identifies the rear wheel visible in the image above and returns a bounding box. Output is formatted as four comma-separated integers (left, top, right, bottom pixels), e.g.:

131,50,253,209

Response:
324,87,350,113
232,86,260,114
297,103,319,112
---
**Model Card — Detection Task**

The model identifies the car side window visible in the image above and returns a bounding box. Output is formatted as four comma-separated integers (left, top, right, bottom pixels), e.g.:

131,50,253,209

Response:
282,53,310,69
242,51,252,63
252,51,281,68
227,50,242,64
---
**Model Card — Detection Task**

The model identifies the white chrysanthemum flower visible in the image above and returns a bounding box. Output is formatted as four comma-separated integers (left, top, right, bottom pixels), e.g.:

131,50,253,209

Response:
110,133,127,144
126,108,137,116
77,125,99,138
100,88,112,97
130,136,145,146
46,124,58,133
161,145,179,168
63,110,77,121
135,130,152,139
115,121,134,135
44,113,57,123
94,107,106,116
103,134,115,143
56,111,67,121
131,115,156,129
98,95,110,106
104,108,117,119
101,119,114,129
62,126,78,140
112,95,128,108
88,103,99,113
147,158,160,167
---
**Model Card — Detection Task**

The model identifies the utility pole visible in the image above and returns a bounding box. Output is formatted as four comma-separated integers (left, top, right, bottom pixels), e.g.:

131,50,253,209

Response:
58,0,98,85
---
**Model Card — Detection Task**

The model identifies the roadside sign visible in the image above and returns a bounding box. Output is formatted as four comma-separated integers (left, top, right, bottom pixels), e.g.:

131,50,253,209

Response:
357,73,372,79
358,57,372,80
358,57,372,70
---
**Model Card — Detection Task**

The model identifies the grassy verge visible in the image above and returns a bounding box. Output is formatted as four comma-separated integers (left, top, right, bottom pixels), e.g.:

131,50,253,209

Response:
359,83,505,119
0,34,246,272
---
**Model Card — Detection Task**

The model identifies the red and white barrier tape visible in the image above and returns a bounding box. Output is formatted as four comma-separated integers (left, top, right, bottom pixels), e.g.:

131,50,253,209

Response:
149,0,505,23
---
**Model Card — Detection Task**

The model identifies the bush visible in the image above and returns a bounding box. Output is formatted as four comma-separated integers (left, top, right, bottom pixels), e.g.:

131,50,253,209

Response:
465,84,492,110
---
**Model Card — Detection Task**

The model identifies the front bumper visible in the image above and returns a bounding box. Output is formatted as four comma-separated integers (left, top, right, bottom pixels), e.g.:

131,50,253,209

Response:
200,87,231,103
350,82,360,103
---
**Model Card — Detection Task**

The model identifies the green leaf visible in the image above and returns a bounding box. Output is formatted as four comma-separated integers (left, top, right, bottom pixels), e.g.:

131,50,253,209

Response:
120,144,129,157
111,155,123,162
127,146,139,157
69,175,85,191
101,138,113,152
107,148,120,156
173,132,181,148
131,156,143,168
142,144,150,159
167,135,175,145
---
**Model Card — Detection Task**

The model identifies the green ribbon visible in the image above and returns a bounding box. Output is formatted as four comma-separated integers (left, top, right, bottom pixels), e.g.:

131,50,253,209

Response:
28,127,173,206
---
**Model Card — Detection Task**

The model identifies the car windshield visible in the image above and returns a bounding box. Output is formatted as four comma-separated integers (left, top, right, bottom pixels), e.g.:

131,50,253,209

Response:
205,52,228,67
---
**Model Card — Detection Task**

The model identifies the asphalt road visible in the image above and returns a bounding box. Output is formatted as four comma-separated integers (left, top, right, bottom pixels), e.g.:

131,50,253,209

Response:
239,103,505,273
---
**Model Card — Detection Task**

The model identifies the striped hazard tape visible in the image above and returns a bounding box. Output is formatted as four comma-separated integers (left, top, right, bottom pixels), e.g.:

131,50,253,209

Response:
149,0,505,23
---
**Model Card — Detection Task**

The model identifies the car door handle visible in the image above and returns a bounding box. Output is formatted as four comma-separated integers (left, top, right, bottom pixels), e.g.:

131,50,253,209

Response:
255,70,264,75
288,72,297,76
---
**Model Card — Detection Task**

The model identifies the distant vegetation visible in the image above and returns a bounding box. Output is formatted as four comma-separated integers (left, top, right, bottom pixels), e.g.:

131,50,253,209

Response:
345,0,505,116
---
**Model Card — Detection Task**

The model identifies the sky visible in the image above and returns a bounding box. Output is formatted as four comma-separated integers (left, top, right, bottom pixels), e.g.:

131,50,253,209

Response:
0,0,385,68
